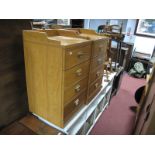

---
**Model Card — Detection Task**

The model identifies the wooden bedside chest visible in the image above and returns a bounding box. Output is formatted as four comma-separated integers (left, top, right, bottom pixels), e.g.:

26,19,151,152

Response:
66,28,109,102
23,29,109,129
23,30,92,127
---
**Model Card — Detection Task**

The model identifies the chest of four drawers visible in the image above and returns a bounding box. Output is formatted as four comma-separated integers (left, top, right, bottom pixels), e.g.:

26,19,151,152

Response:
63,44,91,123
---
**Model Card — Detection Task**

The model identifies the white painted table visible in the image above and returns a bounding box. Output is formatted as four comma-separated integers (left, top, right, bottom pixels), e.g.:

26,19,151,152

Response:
34,72,116,135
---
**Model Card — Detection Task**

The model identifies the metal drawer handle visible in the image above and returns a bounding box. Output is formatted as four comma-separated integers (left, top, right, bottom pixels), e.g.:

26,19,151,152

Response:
74,99,80,106
95,83,99,88
77,51,85,58
75,84,81,92
69,51,73,55
96,71,100,77
76,68,82,76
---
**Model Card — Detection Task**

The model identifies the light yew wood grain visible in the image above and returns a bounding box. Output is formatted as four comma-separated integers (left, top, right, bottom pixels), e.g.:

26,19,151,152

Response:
89,65,104,84
67,29,108,103
64,77,88,104
88,77,103,97
23,33,64,127
64,60,90,89
65,45,91,69
64,91,87,123
23,30,91,127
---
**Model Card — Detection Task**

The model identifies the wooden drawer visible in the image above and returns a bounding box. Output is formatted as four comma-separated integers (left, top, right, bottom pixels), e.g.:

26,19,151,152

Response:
65,45,91,69
64,60,90,89
91,56,104,71
89,64,104,84
92,39,107,58
88,77,103,97
64,91,87,123
64,77,88,104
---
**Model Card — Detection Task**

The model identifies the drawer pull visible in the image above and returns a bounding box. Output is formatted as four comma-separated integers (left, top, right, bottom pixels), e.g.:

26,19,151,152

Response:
75,84,81,92
69,52,73,55
74,99,80,106
96,71,100,77
97,58,102,64
95,83,99,88
77,52,85,58
76,68,82,76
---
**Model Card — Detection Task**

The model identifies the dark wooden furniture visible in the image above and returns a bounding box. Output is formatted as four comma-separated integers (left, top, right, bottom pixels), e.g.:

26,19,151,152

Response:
110,46,128,69
0,20,32,129
134,65,155,134
0,114,64,135
98,24,125,71
121,42,134,71
71,19,84,28
98,24,123,34
111,67,124,96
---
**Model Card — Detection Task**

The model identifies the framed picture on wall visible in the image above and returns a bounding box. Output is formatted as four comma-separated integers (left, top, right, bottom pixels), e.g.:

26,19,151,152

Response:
135,19,155,38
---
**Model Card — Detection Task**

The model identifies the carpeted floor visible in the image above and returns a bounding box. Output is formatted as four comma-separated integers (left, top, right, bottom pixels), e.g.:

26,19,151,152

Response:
90,72,146,135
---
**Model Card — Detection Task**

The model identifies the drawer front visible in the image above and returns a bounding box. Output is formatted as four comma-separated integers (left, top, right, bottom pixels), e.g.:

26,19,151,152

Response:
64,61,90,89
91,56,104,71
64,91,87,122
92,40,107,58
88,77,103,97
64,77,88,104
65,45,91,69
89,65,104,84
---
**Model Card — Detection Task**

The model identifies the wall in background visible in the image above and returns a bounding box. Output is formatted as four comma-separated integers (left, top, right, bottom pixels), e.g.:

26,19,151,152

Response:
84,19,155,56
134,36,155,55
124,19,137,43
84,19,127,32
84,19,128,48
84,19,106,30
125,19,155,56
